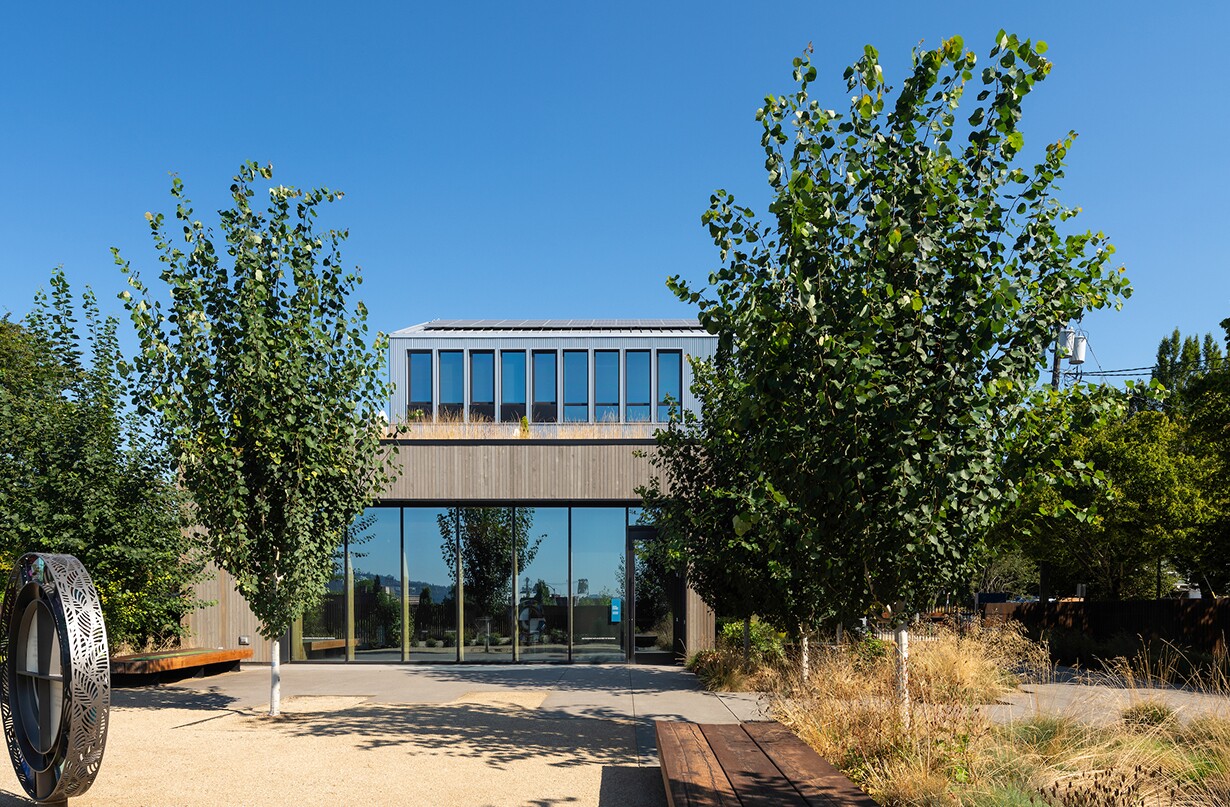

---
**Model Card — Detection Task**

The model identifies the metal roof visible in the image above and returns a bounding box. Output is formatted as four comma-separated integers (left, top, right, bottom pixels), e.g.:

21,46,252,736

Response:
392,318,707,335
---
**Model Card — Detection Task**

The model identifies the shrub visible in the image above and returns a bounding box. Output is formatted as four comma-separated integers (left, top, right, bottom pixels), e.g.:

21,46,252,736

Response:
718,617,785,665
687,648,750,692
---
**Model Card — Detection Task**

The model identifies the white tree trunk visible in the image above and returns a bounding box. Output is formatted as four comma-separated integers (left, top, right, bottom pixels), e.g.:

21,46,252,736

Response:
270,638,281,717
743,617,751,664
800,629,810,683
894,624,910,729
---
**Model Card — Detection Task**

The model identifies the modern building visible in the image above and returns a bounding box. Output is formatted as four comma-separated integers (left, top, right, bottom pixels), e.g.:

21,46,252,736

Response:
186,319,719,665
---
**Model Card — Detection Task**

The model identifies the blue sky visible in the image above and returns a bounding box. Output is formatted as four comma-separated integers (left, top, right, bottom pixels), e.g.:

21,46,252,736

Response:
2,2,1225,378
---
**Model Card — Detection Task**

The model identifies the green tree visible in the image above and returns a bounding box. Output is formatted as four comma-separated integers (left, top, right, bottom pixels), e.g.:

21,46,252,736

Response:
1010,411,1211,599
1152,328,1223,413
1178,318,1230,595
0,271,205,647
438,507,541,641
117,163,396,714
645,34,1132,669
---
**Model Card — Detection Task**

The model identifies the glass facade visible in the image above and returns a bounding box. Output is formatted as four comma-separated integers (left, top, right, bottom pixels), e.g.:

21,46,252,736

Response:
405,346,690,424
500,350,526,423
563,350,588,423
625,350,651,422
439,351,464,419
292,505,649,664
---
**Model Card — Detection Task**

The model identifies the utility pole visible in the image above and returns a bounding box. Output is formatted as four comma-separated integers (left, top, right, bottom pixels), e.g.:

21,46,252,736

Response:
1051,323,1064,391
1039,323,1064,604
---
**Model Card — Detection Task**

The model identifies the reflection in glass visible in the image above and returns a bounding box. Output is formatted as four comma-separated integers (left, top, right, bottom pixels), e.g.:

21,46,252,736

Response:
625,350,650,422
296,542,347,660
351,508,403,661
439,351,464,419
470,351,495,421
657,350,682,422
406,507,458,661
532,351,558,423
439,507,544,662
563,350,589,422
407,351,432,420
518,508,569,660
595,350,620,422
500,350,526,423
571,507,627,662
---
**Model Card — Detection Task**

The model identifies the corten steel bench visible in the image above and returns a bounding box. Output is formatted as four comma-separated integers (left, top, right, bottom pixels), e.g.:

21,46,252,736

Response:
110,647,253,679
655,720,880,807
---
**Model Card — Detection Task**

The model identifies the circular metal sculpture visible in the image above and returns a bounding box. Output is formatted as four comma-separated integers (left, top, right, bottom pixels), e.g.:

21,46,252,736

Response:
0,554,109,803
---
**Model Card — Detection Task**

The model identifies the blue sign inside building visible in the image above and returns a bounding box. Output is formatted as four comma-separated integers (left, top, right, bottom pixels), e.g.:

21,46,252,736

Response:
610,597,622,623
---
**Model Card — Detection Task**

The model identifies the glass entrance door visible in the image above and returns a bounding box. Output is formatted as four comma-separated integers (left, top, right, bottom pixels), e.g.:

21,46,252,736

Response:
626,525,678,664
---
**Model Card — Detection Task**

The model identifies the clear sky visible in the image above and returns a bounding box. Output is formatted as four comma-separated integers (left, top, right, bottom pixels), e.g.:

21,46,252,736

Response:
2,2,1225,378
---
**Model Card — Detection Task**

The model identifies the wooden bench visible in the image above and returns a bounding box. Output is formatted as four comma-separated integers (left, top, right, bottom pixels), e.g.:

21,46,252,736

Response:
656,720,879,806
306,638,346,657
110,647,253,677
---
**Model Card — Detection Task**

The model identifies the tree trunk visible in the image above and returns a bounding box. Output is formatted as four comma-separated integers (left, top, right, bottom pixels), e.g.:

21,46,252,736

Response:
835,622,843,645
893,624,909,729
743,617,751,664
270,638,281,717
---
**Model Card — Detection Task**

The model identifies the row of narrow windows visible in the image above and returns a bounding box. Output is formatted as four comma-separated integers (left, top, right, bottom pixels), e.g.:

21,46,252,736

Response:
407,348,683,423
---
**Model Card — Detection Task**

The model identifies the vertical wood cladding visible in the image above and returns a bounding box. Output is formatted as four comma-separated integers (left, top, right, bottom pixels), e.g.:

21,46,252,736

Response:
377,441,659,502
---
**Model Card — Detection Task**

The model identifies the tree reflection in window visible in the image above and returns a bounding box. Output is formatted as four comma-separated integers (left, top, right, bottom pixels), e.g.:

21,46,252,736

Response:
438,507,543,654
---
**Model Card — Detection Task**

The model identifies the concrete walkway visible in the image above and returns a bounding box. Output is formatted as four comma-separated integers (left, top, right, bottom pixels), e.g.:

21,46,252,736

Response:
28,663,770,807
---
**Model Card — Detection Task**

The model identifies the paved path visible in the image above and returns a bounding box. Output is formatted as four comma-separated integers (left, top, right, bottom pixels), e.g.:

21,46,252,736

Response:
15,663,768,807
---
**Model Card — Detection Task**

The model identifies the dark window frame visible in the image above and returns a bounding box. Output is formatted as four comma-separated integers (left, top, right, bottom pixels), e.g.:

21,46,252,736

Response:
469,350,495,422
532,350,558,423
594,349,620,423
656,349,683,422
438,350,464,420
500,350,527,423
563,350,589,423
407,350,433,421
624,350,651,423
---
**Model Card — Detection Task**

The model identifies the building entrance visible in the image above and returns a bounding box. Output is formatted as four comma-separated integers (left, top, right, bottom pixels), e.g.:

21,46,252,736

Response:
625,525,684,664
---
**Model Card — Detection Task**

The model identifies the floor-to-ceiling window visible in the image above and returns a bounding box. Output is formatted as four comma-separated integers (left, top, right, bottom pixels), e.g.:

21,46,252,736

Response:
298,504,647,664
449,507,518,662
407,351,433,420
532,350,558,423
470,351,495,421
518,507,569,661
351,507,404,661
405,507,460,661
570,507,628,662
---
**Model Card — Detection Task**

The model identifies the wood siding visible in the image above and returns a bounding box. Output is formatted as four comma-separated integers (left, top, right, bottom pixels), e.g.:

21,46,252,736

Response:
377,440,659,502
684,581,716,656
183,563,272,663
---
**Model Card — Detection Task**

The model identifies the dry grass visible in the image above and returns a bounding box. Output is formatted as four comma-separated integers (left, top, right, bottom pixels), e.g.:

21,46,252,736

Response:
754,622,1230,806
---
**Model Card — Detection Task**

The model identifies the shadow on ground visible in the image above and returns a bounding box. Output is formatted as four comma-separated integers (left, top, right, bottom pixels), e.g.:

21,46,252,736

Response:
263,701,647,770
110,685,240,712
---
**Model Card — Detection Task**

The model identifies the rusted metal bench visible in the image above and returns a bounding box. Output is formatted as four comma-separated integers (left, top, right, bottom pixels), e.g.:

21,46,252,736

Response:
111,647,253,679
655,720,879,806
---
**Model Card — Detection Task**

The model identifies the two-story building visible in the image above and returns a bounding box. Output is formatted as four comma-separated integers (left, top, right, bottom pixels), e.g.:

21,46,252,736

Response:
186,319,718,666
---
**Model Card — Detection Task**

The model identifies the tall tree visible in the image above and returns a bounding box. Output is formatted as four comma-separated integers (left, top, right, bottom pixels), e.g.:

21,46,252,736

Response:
1178,317,1230,595
646,34,1132,664
1153,328,1222,413
0,271,205,647
117,163,396,715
